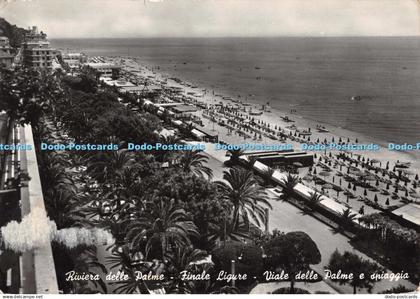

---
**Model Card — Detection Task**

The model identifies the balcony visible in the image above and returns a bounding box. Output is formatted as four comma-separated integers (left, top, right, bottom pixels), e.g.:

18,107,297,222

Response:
0,121,58,294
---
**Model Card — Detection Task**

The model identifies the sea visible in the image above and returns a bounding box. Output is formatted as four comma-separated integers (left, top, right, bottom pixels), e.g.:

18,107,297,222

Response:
50,37,420,145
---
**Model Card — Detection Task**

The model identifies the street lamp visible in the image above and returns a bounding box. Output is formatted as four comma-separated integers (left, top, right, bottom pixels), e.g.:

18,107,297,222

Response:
230,251,243,287
230,259,236,287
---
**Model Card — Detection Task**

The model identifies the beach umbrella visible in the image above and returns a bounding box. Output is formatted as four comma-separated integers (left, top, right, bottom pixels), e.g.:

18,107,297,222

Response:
364,189,368,196
322,183,333,195
374,194,378,203
363,174,376,182
370,159,380,164
334,186,343,197
347,182,352,189
349,168,363,176
385,198,390,205
303,175,313,182
410,192,420,199
402,169,414,176
353,184,357,192
323,183,333,189
318,171,331,179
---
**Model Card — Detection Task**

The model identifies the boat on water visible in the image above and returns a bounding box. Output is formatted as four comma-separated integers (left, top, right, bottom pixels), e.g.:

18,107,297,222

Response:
286,124,297,130
298,129,312,136
351,95,362,101
395,162,411,169
317,125,329,132
281,116,294,122
249,110,263,116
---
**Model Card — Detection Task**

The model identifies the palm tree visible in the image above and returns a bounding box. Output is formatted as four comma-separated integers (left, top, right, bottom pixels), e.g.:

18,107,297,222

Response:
40,152,76,196
87,149,135,183
279,173,299,201
165,246,210,294
308,192,322,210
113,166,143,200
107,253,155,294
246,156,258,170
216,167,272,230
157,135,183,165
227,148,244,162
210,286,240,294
176,150,213,179
126,199,198,259
340,208,357,228
261,167,275,186
71,250,108,293
44,189,90,229
208,217,251,245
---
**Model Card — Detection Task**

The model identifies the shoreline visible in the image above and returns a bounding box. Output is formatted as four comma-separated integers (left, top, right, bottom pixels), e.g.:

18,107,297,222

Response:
125,56,420,175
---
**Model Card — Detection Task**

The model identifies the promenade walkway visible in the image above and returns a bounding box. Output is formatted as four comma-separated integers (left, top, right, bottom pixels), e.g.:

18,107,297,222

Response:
202,143,415,294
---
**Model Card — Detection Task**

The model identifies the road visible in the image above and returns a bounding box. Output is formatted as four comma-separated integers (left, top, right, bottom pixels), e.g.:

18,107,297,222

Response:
203,146,416,294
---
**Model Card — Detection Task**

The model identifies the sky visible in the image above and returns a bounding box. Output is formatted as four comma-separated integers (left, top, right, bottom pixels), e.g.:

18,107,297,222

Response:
1,0,419,38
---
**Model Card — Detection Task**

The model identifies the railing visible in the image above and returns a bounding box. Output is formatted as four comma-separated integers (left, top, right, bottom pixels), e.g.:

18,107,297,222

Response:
0,123,58,294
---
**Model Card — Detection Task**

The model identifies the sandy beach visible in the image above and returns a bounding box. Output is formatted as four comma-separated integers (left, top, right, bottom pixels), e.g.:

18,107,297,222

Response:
104,56,419,219
124,56,420,176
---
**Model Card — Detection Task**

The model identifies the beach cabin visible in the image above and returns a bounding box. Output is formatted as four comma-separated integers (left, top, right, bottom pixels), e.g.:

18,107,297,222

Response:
391,203,420,230
194,126,218,143
191,129,206,141
85,62,121,79
170,105,197,119
119,85,144,95
248,150,313,168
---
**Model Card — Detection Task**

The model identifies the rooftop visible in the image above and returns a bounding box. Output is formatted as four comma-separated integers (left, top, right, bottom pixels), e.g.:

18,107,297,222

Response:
195,126,218,138
86,62,121,69
392,203,420,227
171,105,197,114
